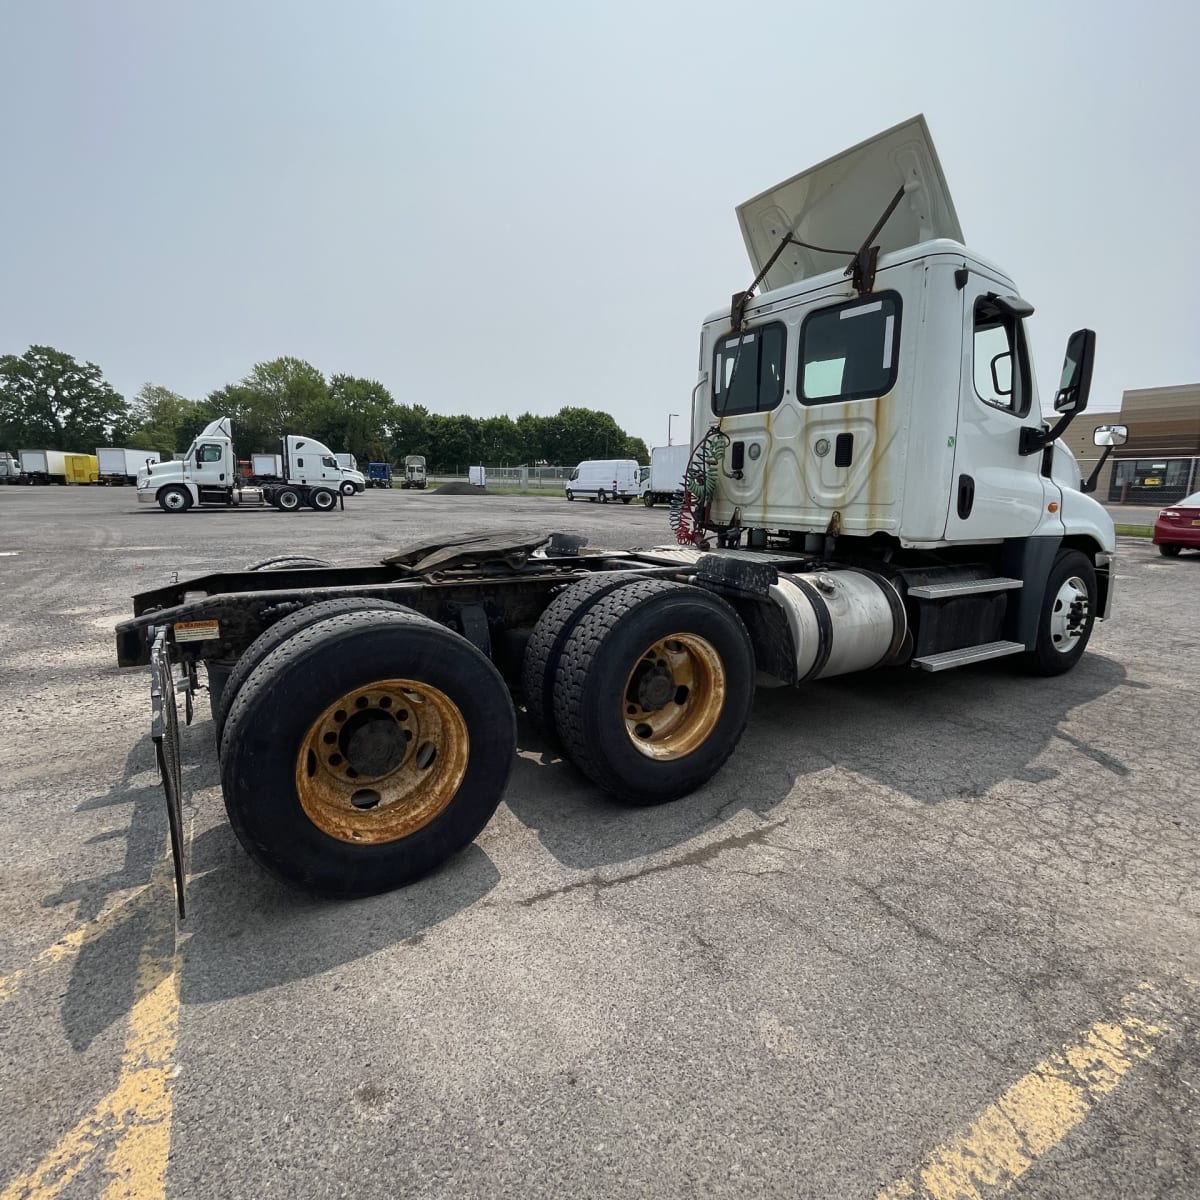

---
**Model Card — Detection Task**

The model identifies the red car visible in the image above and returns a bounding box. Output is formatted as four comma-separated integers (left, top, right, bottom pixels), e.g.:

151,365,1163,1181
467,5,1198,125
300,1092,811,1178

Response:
1153,490,1200,556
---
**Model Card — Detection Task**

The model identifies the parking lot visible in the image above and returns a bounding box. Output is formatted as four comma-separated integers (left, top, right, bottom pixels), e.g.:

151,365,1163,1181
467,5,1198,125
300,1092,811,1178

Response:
1,486,1197,1199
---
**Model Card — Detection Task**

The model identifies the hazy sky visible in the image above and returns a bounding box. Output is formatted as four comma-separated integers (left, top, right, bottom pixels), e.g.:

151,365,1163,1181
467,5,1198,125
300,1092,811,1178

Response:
1,1,1197,451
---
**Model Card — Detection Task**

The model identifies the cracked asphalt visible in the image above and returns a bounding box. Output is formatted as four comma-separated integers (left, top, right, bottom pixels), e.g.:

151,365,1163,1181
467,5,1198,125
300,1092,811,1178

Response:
1,486,1198,1198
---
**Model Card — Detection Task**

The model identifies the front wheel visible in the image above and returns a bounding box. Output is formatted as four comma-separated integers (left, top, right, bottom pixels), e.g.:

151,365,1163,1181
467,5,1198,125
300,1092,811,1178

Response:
1022,549,1097,676
340,480,356,497
565,489,574,502
219,608,516,897
1159,544,1181,557
643,494,654,507
552,579,754,804
158,485,191,513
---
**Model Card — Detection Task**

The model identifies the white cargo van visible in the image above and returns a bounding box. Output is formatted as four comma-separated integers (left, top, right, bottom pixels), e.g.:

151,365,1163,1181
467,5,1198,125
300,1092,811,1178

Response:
565,459,642,504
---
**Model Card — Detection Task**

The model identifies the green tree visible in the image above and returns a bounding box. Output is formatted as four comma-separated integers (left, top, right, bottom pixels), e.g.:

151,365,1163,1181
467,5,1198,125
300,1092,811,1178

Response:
126,384,204,457
622,436,650,463
0,345,128,450
314,375,396,462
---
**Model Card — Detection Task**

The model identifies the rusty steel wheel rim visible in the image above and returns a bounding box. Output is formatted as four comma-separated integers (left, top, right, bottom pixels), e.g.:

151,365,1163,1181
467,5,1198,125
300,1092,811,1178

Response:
295,679,469,844
623,633,726,761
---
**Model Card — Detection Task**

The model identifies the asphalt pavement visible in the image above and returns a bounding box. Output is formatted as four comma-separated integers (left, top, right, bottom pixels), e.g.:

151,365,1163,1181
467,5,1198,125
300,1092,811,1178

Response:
0,486,1197,1199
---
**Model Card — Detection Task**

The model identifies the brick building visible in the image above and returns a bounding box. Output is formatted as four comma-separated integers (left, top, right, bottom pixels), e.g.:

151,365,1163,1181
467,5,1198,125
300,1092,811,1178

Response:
1062,383,1200,505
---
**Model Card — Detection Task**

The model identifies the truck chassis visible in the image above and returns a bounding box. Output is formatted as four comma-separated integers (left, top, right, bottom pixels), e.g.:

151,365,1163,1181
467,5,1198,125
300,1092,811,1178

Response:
118,529,1109,915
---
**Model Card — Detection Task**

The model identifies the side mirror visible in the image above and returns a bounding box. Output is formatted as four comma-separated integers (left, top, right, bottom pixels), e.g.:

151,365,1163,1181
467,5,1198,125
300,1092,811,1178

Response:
1093,424,1128,447
1054,329,1096,414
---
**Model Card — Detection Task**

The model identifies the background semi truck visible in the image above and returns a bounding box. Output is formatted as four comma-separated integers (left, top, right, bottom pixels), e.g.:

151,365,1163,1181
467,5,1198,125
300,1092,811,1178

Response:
0,452,24,483
137,418,352,513
116,115,1121,913
642,444,690,507
400,455,427,488
97,447,161,485
367,462,393,488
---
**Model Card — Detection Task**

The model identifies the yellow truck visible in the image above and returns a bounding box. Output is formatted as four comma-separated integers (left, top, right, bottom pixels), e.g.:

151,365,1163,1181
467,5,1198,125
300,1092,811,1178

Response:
64,453,98,484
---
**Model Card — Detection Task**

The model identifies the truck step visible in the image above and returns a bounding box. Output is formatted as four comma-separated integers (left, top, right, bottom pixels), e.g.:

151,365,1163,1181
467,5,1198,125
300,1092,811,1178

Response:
908,576,1023,599
912,640,1025,672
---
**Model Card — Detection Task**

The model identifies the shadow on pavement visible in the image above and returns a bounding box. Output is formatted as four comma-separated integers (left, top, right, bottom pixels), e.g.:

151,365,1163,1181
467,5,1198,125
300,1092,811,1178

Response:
505,652,1130,871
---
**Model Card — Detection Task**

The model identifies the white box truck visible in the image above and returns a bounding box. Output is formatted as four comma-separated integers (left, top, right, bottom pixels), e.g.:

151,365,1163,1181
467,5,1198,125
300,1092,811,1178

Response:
19,450,67,484
642,444,690,507
97,448,161,486
0,452,23,483
116,116,1122,909
564,458,642,504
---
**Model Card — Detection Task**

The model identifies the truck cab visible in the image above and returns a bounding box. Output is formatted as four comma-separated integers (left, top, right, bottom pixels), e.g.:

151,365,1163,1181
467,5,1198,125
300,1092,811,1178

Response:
401,455,428,489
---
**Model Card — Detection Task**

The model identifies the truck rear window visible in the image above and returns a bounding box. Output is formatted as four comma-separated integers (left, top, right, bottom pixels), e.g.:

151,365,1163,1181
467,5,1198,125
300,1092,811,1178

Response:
799,293,901,404
711,322,787,416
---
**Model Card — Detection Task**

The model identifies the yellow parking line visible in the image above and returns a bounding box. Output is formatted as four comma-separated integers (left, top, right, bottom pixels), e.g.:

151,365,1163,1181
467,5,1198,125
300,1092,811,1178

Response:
0,886,152,1005
878,987,1167,1200
1,857,180,1200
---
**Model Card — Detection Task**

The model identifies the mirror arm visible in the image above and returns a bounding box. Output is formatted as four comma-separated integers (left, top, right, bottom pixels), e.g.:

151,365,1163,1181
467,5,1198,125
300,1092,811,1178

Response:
1019,411,1075,456
1081,441,1116,494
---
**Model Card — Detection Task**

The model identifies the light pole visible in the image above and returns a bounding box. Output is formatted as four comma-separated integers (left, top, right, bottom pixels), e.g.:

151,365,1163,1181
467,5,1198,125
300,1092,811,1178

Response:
668,413,680,446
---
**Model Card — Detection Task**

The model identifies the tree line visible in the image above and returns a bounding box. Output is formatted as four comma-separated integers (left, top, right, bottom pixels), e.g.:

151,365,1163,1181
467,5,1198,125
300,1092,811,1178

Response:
0,345,650,471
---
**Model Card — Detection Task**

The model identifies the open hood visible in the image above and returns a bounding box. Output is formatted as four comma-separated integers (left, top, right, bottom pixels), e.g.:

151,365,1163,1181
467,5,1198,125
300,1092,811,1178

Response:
736,115,962,294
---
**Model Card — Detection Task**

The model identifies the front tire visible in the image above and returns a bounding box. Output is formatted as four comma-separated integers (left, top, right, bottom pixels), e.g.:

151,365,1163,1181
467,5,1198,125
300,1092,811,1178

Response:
1022,549,1097,676
643,494,654,507
1159,544,1181,557
219,608,516,897
340,480,356,497
552,579,754,804
158,485,191,513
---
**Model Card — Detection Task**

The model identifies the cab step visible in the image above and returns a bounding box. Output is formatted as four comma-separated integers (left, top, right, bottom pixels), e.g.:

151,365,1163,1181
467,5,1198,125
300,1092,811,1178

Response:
911,640,1025,672
907,576,1023,599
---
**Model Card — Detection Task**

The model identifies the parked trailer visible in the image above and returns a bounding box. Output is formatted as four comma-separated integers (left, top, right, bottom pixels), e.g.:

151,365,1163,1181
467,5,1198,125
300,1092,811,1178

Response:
97,447,160,485
642,444,690,507
19,449,68,485
116,116,1119,915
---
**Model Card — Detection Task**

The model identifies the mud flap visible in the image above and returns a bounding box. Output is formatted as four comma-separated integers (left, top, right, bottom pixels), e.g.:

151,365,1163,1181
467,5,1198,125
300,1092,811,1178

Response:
150,629,187,918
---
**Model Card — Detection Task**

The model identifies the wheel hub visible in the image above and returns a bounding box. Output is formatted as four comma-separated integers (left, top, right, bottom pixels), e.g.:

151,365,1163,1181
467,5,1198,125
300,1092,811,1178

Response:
295,680,468,843
623,633,726,761
1049,575,1090,653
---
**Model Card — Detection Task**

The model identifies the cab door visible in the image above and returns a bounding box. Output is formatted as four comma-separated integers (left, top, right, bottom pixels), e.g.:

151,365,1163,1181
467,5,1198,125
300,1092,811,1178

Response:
191,441,228,489
945,283,1054,539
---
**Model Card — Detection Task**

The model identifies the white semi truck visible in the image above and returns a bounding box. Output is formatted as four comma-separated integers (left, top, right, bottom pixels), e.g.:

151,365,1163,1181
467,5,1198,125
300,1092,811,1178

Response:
400,455,428,489
116,116,1122,912
137,418,351,512
0,452,23,483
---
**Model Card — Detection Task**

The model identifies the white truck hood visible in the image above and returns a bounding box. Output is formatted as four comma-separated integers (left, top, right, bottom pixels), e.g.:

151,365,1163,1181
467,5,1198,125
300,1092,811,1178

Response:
736,114,963,294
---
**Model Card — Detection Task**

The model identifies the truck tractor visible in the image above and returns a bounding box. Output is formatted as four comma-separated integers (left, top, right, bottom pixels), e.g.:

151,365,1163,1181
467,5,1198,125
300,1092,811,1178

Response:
367,462,394,488
137,418,351,513
400,455,428,489
115,116,1120,914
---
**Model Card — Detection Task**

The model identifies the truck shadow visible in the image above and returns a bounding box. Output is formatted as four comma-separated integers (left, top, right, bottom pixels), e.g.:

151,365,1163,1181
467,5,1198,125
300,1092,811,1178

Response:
49,728,499,1044
504,652,1132,872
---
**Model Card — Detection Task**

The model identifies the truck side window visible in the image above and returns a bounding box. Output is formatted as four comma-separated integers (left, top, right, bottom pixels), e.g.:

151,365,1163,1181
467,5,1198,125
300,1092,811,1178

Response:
798,292,901,404
711,322,786,416
973,297,1031,416
322,456,338,468
196,444,223,463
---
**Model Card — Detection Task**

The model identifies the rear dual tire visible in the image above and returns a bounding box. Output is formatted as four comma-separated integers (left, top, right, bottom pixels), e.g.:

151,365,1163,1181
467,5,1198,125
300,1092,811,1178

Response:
538,579,755,805
220,608,515,898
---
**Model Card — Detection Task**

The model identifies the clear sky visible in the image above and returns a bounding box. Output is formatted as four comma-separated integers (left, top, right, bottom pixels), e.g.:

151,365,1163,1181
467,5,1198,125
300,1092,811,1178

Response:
1,1,1196,451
